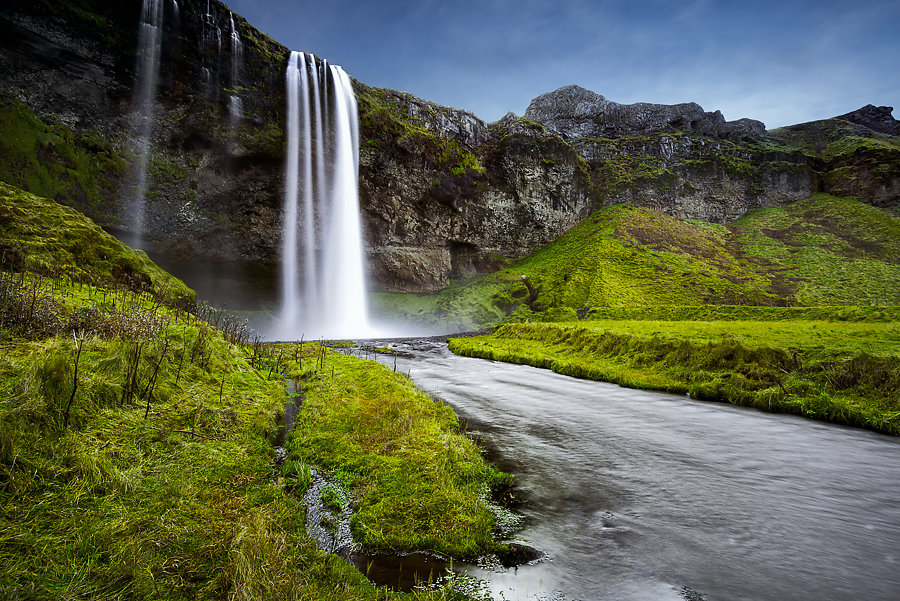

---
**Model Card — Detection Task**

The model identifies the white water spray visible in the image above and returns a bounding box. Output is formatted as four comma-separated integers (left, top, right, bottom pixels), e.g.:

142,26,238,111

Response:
275,51,372,340
129,0,164,237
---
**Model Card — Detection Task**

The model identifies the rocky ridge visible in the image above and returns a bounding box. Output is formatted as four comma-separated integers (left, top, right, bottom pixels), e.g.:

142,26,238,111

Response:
524,84,766,142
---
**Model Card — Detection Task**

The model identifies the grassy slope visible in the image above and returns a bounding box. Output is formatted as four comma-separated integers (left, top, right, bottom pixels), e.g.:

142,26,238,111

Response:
731,194,900,305
450,313,900,435
0,187,497,599
377,193,900,332
0,181,193,305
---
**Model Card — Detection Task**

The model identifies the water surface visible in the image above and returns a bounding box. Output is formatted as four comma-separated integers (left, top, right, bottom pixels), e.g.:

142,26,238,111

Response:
376,339,900,601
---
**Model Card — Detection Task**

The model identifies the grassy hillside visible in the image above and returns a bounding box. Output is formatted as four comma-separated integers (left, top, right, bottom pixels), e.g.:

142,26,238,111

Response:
376,194,900,331
0,181,193,305
0,186,502,599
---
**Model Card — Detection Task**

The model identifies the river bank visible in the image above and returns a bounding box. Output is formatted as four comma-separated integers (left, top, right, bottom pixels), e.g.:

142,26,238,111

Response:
382,339,900,601
448,309,900,435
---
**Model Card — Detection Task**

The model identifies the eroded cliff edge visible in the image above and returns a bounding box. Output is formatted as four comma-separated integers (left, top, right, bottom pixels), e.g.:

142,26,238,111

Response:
1,0,897,293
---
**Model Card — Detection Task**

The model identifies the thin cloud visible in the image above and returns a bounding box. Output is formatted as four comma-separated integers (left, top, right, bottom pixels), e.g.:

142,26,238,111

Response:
225,0,899,127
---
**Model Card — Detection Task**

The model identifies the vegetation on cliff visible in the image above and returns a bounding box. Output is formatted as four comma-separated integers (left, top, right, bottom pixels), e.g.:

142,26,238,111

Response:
0,99,128,217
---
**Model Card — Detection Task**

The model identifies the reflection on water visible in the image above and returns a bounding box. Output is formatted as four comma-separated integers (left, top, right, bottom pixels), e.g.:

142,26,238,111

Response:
368,339,900,601
344,551,454,592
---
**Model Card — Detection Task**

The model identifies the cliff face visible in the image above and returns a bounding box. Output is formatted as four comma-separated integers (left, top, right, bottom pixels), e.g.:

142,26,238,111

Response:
0,0,898,294
524,85,766,141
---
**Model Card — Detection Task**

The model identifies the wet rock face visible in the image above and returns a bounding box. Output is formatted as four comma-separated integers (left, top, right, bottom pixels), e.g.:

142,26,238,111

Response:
525,84,766,141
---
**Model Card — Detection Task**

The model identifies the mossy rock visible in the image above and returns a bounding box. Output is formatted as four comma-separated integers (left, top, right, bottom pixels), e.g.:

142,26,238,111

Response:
0,181,194,305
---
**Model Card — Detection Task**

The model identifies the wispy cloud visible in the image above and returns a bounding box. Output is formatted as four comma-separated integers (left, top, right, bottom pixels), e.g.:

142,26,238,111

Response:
226,0,899,126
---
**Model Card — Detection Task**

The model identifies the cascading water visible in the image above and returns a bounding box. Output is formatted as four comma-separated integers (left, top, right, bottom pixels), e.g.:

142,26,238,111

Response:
202,0,221,101
227,12,243,123
128,0,164,238
275,51,371,340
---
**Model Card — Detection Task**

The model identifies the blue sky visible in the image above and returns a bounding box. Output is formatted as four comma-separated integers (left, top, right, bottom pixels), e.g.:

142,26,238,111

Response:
225,0,899,129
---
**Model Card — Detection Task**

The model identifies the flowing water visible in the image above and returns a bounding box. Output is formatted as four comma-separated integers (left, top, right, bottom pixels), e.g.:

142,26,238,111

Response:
276,52,371,339
371,339,900,601
227,11,243,133
128,0,165,237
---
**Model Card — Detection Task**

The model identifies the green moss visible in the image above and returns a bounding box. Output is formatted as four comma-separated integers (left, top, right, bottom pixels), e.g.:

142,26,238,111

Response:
355,82,485,177
0,99,128,216
238,120,285,158
0,182,194,305
286,347,505,558
732,194,900,305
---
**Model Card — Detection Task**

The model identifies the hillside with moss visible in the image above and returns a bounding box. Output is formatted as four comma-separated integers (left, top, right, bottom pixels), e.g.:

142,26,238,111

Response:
0,183,509,598
0,182,194,305
374,193,900,332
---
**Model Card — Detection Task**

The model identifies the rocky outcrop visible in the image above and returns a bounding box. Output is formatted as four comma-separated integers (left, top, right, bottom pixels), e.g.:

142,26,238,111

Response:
0,1,896,295
356,84,594,290
525,85,766,142
836,105,899,136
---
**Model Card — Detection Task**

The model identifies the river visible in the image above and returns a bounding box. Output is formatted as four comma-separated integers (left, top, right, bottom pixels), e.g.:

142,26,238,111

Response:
372,339,900,601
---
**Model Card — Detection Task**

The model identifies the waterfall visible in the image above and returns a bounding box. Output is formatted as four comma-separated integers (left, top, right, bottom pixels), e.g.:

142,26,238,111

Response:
226,11,243,153
228,12,243,122
128,0,165,238
202,0,221,101
275,51,371,340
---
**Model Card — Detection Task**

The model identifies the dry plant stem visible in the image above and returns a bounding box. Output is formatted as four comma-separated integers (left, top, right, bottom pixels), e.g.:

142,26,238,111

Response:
63,331,82,428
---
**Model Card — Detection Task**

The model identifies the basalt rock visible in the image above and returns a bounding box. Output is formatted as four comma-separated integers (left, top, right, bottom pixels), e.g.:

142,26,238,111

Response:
836,105,899,136
524,85,766,142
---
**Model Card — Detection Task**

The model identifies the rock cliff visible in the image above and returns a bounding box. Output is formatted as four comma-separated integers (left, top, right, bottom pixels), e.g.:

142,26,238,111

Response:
0,0,897,294
524,85,766,142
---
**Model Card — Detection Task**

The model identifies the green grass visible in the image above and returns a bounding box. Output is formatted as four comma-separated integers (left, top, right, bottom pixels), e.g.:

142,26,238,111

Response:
381,194,900,331
1,278,297,598
0,98,127,216
731,194,900,305
0,274,495,600
0,188,500,599
0,181,194,305
450,317,900,435
285,347,508,558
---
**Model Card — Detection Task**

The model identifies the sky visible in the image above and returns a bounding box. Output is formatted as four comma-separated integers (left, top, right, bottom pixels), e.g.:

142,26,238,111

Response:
224,0,899,129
